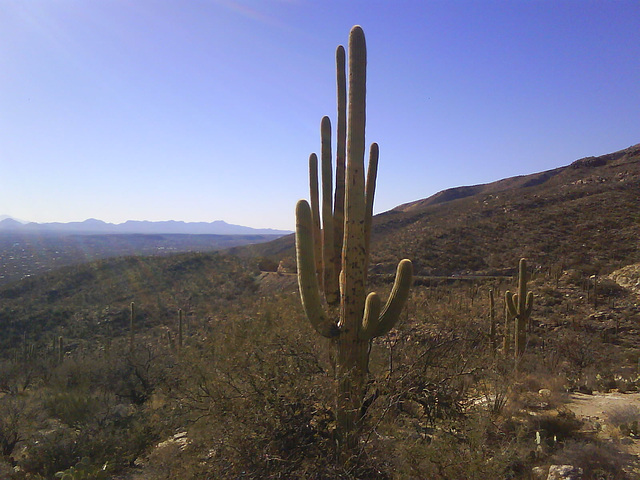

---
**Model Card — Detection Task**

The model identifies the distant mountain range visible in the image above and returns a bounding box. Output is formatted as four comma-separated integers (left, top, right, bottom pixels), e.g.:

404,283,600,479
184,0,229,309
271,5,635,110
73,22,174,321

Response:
0,217,291,236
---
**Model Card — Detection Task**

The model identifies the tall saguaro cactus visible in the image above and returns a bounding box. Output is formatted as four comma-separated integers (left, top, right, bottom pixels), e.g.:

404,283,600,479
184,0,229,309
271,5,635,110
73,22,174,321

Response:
295,26,413,449
506,258,534,357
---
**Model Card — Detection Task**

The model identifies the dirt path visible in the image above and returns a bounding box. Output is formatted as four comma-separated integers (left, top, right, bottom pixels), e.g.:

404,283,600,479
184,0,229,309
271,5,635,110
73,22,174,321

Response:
566,391,640,458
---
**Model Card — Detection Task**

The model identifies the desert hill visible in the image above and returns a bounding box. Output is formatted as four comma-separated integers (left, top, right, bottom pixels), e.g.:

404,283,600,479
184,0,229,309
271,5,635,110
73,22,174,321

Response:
237,143,640,277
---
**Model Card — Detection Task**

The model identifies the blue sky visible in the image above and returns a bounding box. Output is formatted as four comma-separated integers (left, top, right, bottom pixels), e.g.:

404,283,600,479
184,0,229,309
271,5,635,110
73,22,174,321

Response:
1,1,638,230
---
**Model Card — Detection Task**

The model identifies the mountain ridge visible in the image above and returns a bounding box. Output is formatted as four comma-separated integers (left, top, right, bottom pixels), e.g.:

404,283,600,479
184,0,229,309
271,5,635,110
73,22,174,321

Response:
232,142,640,276
0,217,291,236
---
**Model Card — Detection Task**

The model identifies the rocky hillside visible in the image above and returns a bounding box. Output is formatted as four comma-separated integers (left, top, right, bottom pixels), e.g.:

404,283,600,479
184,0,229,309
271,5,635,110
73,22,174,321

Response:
240,143,640,277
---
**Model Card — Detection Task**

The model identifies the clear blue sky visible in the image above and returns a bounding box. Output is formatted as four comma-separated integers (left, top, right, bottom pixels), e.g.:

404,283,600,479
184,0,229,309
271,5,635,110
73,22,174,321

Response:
1,1,638,230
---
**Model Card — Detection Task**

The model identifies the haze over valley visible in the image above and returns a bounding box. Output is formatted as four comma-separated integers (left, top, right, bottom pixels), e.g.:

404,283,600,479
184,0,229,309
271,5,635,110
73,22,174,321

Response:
0,218,290,285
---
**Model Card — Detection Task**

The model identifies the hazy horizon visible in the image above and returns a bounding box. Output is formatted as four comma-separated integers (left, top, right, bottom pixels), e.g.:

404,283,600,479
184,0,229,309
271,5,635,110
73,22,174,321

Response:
2,1,638,231
0,214,292,232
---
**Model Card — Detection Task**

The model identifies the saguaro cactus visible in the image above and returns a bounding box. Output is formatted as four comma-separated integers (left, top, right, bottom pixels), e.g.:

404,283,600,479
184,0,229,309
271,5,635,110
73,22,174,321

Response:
129,302,135,352
178,308,184,353
295,26,413,449
489,289,496,356
58,335,64,365
503,298,511,355
506,258,533,357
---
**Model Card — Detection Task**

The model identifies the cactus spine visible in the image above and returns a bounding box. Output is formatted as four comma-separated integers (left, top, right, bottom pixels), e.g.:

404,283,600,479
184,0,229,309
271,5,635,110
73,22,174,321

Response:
295,26,413,449
506,259,533,357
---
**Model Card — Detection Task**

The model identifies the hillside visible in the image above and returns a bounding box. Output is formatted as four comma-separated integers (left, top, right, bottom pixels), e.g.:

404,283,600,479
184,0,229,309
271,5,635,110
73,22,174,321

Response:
239,143,640,277
0,252,258,351
373,143,640,275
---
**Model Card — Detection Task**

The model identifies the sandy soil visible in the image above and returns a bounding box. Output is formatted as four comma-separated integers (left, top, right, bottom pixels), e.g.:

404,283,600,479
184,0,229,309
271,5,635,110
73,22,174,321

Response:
566,391,640,458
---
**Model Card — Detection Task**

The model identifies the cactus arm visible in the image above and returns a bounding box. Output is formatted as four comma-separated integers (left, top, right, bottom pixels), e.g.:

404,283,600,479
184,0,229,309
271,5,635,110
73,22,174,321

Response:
359,292,381,340
506,291,517,316
308,153,323,285
373,259,413,338
524,291,534,318
295,200,339,338
321,116,338,304
363,142,379,276
517,258,528,312
333,45,347,282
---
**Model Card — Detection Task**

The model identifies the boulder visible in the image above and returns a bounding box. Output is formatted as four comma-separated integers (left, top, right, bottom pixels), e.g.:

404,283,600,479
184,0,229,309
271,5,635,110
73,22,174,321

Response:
547,464,583,480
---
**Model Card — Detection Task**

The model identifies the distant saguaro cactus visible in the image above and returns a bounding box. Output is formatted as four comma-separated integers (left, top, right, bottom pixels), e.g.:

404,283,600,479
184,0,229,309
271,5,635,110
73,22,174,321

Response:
489,289,496,356
506,258,533,357
295,26,413,449
129,302,135,352
178,309,184,353
58,335,64,365
503,298,511,355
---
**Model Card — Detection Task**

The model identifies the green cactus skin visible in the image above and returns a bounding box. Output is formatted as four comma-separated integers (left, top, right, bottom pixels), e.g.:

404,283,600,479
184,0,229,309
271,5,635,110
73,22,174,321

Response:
505,258,534,357
295,25,413,449
308,153,323,285
332,45,347,284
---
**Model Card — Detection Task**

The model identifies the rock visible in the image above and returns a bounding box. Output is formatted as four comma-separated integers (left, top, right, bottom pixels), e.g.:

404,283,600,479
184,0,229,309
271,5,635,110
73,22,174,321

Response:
155,431,190,452
277,259,296,274
539,388,552,398
547,464,583,480
532,466,548,479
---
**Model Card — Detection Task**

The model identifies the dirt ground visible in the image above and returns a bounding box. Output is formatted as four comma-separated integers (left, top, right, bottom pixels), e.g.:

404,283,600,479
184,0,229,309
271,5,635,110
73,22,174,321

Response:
566,391,640,461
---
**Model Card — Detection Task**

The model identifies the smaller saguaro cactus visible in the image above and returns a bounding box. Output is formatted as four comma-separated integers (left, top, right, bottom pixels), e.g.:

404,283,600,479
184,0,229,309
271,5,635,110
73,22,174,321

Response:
58,335,64,365
503,299,511,355
489,289,496,356
178,309,184,353
505,258,534,357
129,302,135,352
